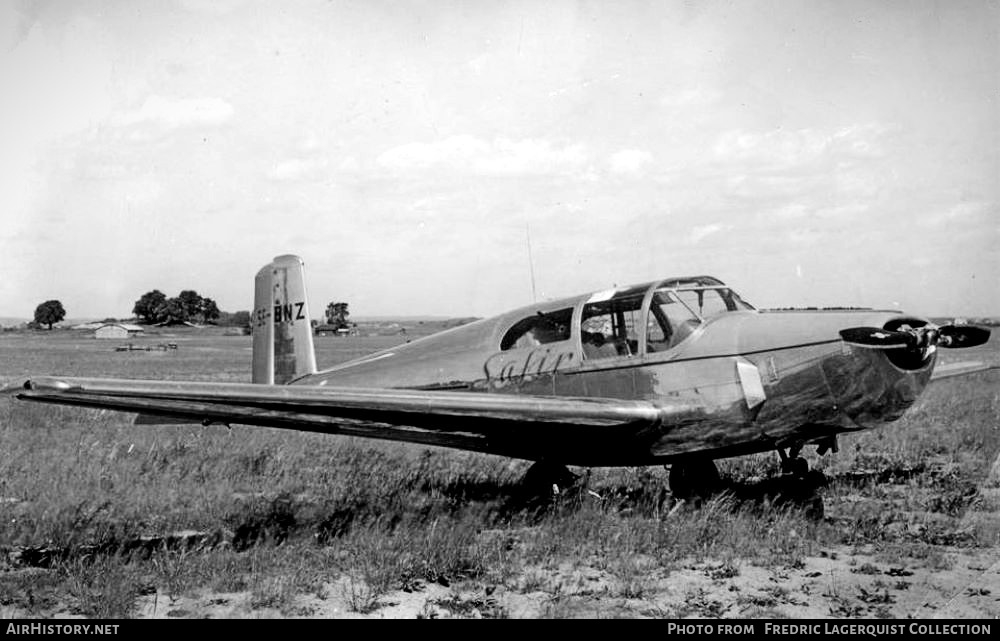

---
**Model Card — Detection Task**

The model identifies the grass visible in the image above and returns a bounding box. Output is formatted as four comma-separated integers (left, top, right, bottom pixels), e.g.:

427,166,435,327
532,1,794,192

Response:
0,330,997,617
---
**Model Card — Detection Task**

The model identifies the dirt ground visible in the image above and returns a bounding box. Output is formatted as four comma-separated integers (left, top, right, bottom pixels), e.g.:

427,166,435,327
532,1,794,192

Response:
3,453,997,619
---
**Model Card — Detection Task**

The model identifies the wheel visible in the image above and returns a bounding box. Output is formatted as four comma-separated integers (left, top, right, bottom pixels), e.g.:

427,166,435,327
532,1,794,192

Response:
521,461,577,495
781,456,809,479
669,459,721,500
779,455,809,478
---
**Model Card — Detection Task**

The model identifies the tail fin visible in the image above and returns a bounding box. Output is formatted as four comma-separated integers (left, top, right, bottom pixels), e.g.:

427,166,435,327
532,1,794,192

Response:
252,255,318,384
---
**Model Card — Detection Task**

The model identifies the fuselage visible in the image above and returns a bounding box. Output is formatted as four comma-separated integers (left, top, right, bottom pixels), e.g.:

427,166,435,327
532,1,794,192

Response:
295,276,937,465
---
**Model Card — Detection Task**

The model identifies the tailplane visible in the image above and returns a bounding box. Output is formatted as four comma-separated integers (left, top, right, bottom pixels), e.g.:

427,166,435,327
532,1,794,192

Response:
252,255,318,384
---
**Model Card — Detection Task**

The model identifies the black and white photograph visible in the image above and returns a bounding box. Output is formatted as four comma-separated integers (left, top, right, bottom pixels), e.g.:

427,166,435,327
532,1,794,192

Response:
0,0,997,621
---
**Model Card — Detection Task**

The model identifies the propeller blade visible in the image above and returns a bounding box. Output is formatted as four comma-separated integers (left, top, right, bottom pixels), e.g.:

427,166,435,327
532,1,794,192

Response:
937,324,991,348
839,327,912,349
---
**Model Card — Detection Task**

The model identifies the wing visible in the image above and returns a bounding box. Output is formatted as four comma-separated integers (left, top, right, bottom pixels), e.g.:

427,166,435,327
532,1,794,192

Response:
13,376,697,462
931,361,999,382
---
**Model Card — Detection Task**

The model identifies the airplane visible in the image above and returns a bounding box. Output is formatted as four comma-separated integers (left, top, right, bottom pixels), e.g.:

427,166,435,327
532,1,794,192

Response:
10,255,997,499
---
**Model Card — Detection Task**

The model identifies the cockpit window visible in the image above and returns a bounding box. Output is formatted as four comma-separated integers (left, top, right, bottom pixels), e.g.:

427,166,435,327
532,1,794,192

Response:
674,289,731,318
674,287,753,317
647,286,753,353
581,290,645,359
500,308,573,351
647,289,701,352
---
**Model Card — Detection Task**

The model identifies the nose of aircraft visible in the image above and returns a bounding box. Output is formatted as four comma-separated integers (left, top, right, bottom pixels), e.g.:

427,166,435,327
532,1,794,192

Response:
830,317,990,428
823,334,935,428
735,310,939,430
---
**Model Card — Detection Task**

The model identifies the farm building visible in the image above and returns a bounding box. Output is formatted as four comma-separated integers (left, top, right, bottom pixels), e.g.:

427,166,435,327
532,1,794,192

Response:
94,323,145,339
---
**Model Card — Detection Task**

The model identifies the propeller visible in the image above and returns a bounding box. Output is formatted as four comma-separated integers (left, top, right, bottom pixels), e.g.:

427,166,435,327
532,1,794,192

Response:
839,327,915,349
937,324,991,348
839,324,990,350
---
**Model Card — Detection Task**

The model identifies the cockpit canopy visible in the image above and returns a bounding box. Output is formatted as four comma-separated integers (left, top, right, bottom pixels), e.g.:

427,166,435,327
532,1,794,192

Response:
499,276,754,360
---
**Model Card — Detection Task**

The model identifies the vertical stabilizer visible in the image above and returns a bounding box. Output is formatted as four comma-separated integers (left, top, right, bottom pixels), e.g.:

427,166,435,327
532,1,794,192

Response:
252,255,318,384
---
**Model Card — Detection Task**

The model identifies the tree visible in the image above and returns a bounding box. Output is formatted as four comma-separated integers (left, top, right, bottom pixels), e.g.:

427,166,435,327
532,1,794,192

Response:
326,302,350,329
132,288,226,325
227,310,250,327
177,290,204,322
34,300,66,330
154,297,186,325
200,298,220,324
133,290,166,324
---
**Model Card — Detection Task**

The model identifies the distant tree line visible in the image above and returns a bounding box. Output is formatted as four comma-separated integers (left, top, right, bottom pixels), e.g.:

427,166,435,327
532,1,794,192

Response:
216,310,251,328
132,290,224,325
25,293,249,330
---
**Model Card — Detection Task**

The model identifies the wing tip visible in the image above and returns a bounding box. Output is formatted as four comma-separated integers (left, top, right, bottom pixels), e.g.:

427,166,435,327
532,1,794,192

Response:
1,380,28,395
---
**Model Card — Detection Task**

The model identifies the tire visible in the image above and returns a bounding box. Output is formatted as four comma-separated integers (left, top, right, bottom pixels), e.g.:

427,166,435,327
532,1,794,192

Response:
669,459,721,499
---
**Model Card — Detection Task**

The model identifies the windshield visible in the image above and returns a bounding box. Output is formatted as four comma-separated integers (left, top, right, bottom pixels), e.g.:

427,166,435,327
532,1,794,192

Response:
646,285,753,353
647,289,701,352
672,287,753,318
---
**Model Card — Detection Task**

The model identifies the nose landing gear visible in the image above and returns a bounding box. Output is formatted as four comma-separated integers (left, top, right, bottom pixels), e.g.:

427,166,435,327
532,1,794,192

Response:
777,435,838,479
777,443,809,479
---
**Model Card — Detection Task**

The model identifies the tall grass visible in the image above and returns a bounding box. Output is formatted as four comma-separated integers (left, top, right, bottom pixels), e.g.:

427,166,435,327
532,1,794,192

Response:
1,332,996,616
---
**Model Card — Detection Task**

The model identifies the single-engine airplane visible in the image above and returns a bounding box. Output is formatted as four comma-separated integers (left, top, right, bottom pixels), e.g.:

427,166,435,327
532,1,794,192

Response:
11,255,996,497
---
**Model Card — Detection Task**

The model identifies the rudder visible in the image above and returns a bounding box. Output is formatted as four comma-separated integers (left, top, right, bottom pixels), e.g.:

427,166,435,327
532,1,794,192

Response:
252,255,318,384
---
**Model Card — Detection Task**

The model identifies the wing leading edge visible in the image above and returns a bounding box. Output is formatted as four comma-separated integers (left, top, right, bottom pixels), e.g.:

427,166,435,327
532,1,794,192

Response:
14,377,698,462
930,361,999,382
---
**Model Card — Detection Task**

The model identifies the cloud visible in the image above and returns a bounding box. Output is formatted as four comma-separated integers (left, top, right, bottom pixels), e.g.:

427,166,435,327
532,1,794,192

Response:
727,173,819,201
268,154,361,181
686,223,732,245
918,201,995,228
659,85,721,108
713,123,890,169
710,123,898,229
269,157,326,181
608,149,653,175
377,136,589,176
337,156,360,172
115,96,234,129
715,129,828,167
0,2,29,52
178,0,247,15
783,228,822,246
765,203,810,219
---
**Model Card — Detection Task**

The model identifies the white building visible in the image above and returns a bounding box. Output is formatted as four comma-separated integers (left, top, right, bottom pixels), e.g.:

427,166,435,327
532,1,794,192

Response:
94,323,145,339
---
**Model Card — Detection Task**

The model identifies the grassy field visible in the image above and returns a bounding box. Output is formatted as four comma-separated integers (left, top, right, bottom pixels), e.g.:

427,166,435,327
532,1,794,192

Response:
0,328,997,618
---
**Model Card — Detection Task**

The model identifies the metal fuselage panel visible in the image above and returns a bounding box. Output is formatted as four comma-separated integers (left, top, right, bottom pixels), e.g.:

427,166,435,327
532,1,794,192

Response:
299,296,934,465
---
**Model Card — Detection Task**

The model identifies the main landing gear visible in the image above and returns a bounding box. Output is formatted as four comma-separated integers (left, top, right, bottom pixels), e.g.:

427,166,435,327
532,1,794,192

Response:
521,460,579,496
667,459,723,500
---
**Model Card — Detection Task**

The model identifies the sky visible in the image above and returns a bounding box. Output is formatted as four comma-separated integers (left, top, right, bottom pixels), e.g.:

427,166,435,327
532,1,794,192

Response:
1,0,997,321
